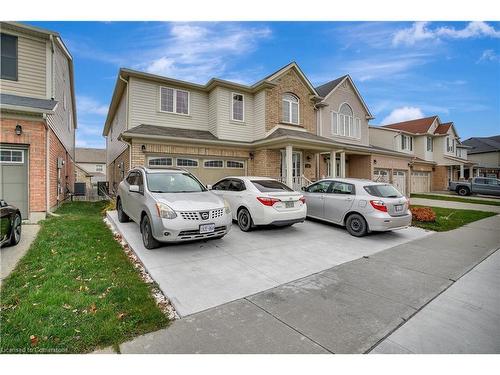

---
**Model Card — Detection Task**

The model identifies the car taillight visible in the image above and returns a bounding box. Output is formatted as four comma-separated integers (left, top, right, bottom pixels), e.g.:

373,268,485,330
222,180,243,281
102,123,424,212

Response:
257,197,281,206
370,200,388,212
299,196,306,204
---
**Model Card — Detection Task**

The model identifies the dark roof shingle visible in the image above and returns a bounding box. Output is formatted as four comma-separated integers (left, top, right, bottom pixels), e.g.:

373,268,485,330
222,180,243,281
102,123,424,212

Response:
124,124,219,141
75,148,106,163
463,135,500,154
314,75,348,97
1,93,58,111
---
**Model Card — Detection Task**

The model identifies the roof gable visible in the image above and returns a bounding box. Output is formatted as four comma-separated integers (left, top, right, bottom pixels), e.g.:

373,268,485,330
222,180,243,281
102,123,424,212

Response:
263,62,319,97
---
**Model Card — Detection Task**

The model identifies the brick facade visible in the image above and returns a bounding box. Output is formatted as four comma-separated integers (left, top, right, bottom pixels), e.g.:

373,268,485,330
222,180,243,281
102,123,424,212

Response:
48,128,75,210
248,149,280,177
265,69,316,134
432,165,449,191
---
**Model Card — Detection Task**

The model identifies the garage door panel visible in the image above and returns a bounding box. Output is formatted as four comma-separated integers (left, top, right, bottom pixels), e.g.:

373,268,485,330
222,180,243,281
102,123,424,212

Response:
411,171,431,193
0,149,29,219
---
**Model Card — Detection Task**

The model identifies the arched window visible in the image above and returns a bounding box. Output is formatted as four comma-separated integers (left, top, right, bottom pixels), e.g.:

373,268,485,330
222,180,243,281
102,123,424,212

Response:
332,103,361,138
282,93,299,125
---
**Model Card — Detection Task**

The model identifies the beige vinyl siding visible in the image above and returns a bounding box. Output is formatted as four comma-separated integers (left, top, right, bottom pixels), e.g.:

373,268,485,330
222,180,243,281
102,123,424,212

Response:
77,162,107,174
46,43,75,157
107,89,128,165
468,151,500,167
369,127,397,150
0,32,47,98
208,88,218,137
216,87,255,142
414,136,427,160
253,90,266,140
319,79,369,146
128,76,209,131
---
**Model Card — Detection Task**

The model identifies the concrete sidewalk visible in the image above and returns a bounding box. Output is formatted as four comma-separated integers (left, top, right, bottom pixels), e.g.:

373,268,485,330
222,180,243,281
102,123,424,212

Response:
410,197,500,213
118,215,500,354
371,249,500,353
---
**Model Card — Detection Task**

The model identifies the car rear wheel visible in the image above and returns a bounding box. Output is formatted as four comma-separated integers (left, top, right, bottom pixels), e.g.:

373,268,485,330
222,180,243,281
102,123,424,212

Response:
457,186,470,196
116,198,129,222
9,213,22,246
237,208,253,232
141,215,160,249
345,213,368,237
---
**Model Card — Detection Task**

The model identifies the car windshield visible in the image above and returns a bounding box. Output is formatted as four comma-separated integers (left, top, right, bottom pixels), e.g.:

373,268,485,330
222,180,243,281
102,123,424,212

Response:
364,184,402,198
251,180,293,192
146,172,206,193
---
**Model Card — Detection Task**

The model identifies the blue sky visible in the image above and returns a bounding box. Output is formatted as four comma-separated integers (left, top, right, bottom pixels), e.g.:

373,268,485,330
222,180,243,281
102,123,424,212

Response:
28,21,500,148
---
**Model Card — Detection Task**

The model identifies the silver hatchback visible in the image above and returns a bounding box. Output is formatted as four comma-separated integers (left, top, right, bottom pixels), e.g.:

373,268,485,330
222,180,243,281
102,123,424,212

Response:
302,178,411,237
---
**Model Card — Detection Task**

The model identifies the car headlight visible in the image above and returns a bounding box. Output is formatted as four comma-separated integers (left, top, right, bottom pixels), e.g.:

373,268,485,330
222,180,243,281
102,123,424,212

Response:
156,202,177,219
223,199,231,214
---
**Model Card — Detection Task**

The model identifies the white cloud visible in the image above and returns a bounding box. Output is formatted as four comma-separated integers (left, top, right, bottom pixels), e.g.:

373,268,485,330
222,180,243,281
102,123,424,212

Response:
393,21,500,46
138,23,272,82
381,106,425,125
77,95,108,116
477,49,500,63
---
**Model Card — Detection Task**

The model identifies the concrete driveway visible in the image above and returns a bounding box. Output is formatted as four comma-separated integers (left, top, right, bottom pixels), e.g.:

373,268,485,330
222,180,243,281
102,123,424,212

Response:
107,211,430,317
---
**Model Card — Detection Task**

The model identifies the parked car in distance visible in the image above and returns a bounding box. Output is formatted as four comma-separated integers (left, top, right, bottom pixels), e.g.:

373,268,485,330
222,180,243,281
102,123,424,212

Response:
0,199,22,248
449,177,500,196
116,167,232,249
302,178,411,237
210,176,306,231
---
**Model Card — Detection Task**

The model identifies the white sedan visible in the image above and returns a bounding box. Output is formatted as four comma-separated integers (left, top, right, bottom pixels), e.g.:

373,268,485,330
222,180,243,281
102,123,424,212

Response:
210,176,307,231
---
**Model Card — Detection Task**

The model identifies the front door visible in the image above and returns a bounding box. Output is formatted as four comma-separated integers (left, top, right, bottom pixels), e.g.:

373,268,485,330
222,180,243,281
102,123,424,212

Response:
280,151,302,189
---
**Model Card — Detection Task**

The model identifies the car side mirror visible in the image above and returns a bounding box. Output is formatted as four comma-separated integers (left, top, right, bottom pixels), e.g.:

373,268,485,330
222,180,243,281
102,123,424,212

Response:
129,185,140,193
206,184,212,190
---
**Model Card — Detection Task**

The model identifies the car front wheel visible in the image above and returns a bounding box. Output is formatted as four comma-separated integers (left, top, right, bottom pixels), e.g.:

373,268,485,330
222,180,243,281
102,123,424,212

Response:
9,213,22,246
141,215,160,249
237,208,253,232
345,213,368,237
116,198,129,222
457,186,470,196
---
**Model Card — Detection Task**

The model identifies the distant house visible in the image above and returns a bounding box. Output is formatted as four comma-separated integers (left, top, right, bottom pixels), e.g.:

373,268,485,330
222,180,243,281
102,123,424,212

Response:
0,22,77,221
75,147,107,191
462,135,500,178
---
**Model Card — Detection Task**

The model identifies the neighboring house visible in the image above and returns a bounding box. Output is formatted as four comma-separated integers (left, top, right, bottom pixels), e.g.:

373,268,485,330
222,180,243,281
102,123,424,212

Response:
370,116,474,191
102,61,465,196
462,135,500,178
0,22,76,221
75,147,107,192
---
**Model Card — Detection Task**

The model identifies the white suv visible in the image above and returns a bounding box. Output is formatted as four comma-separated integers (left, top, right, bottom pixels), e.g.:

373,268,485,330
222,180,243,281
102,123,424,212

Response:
116,167,232,249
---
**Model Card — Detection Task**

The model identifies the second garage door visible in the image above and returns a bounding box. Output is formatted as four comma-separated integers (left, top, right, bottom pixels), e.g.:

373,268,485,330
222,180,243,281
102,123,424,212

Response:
147,156,247,185
411,171,431,193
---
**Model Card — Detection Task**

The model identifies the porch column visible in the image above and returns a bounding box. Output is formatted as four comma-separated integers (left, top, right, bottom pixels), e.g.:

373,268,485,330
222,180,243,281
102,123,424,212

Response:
285,144,293,188
330,151,337,177
459,164,465,180
476,168,480,177
469,166,473,180
340,152,346,178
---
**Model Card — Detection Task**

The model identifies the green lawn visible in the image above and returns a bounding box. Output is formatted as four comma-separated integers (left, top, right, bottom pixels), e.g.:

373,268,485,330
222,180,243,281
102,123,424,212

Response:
0,201,169,353
411,193,500,206
411,205,497,232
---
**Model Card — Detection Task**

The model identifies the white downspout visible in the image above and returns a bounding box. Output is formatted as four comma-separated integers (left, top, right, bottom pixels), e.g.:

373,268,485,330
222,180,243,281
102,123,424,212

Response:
118,75,132,170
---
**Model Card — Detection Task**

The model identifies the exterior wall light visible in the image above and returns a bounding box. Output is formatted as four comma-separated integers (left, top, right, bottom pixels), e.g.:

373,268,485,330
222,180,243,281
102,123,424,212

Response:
15,124,22,135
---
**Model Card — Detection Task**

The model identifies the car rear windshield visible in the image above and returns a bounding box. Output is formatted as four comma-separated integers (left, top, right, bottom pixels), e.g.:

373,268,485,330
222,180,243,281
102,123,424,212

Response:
364,184,402,198
251,180,293,192
146,172,206,193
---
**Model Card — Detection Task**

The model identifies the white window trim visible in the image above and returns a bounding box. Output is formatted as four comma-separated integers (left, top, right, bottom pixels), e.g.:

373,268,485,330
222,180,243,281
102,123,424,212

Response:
203,159,224,168
226,160,245,169
282,93,300,125
426,136,433,152
147,156,174,167
176,158,199,168
159,86,190,116
95,164,103,172
0,149,24,164
333,103,360,139
230,92,245,123
400,134,414,152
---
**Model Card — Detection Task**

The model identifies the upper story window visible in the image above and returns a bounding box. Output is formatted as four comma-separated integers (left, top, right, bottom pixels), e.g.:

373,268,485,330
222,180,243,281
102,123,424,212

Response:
332,103,361,138
456,147,466,159
282,93,299,125
446,137,455,153
231,93,244,122
1,33,18,81
160,87,189,115
401,134,413,152
96,164,103,172
426,136,433,152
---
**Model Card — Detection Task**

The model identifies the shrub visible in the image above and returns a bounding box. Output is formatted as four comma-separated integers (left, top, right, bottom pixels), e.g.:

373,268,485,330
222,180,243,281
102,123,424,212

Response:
410,206,436,222
101,198,116,215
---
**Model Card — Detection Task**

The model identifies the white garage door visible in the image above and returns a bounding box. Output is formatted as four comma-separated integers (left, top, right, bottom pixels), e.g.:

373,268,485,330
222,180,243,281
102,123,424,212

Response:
392,170,407,196
147,156,247,185
373,169,390,183
411,171,431,193
0,148,29,219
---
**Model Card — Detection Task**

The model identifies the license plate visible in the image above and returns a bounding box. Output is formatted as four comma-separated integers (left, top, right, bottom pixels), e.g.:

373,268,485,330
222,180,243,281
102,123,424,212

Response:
199,223,215,234
395,204,403,212
285,201,294,208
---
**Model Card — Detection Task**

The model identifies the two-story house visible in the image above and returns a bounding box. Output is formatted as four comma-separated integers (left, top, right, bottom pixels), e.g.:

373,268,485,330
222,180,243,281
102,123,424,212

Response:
462,135,500,178
0,22,77,221
370,116,474,192
103,62,428,196
75,147,107,192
